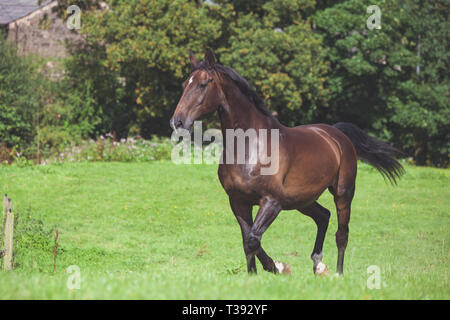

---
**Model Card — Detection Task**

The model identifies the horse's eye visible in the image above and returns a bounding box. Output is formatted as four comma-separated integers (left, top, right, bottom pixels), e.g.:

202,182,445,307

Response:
199,82,208,89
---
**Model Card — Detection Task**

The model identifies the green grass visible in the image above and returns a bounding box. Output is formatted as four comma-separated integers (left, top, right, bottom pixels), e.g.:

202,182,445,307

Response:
0,161,448,299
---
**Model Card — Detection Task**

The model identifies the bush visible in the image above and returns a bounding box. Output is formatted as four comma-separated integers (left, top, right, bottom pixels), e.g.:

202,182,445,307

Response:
0,37,42,152
40,135,173,164
13,208,61,272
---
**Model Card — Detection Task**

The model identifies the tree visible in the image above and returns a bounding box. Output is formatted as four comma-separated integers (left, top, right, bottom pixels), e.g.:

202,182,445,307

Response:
57,0,329,134
54,0,448,165
0,38,41,152
58,0,225,137
387,0,449,166
218,0,330,126
313,0,449,166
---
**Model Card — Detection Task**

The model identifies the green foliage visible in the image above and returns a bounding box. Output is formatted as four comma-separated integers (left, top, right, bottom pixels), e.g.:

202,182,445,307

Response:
62,0,225,137
0,38,41,150
219,0,329,125
59,0,329,133
387,0,450,166
39,135,173,164
2,1,448,166
313,0,449,165
13,208,60,272
388,81,449,166
61,41,128,138
56,0,447,165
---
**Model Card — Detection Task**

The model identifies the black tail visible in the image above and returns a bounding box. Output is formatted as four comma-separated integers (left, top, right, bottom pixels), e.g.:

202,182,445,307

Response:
333,122,405,184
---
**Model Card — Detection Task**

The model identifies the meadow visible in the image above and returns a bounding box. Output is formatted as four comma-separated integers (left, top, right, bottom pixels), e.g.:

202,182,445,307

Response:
0,161,448,299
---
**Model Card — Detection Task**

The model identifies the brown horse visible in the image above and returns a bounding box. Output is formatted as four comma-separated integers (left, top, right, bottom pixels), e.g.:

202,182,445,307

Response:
170,49,404,275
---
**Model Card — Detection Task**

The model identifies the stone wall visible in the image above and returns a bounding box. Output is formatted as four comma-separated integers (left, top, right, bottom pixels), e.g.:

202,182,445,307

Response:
6,1,81,59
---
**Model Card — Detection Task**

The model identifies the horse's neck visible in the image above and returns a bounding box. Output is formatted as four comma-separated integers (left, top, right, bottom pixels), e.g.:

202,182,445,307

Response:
218,85,277,133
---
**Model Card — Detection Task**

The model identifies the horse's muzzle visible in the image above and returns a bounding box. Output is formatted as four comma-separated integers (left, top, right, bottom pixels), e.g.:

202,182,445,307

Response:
170,117,183,132
170,115,194,133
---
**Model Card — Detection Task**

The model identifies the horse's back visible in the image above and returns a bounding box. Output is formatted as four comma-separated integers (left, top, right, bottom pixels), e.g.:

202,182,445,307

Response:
290,123,357,161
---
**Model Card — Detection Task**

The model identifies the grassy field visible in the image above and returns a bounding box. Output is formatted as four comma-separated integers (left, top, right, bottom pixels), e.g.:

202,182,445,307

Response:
0,161,448,299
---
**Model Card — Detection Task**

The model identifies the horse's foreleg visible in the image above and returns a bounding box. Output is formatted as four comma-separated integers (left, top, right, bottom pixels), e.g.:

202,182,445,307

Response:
248,197,290,274
229,197,280,274
229,198,257,273
230,196,290,275
298,202,330,275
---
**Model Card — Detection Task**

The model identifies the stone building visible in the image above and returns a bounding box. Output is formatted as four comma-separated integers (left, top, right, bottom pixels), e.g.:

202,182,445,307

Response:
0,0,81,61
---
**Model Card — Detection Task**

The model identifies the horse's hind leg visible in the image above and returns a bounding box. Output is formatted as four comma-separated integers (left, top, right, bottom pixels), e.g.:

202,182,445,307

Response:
298,202,331,275
331,183,355,275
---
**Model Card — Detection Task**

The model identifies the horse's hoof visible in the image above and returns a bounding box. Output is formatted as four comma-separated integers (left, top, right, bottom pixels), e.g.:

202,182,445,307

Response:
314,262,330,276
275,261,291,275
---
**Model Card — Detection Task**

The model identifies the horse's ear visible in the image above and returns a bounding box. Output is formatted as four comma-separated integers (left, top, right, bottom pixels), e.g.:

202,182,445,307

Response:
189,50,199,69
204,48,216,69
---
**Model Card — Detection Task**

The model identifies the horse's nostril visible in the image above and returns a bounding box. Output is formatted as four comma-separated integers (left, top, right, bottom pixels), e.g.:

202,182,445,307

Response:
170,117,183,131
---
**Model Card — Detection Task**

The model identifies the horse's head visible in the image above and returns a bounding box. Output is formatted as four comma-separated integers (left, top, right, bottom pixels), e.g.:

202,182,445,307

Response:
170,49,223,132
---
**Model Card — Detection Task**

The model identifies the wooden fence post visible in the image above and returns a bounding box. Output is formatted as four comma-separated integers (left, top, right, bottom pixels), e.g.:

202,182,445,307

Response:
2,194,7,230
3,197,14,270
0,195,6,259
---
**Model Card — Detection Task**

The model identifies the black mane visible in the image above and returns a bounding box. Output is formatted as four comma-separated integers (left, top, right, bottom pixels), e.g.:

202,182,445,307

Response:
195,62,273,117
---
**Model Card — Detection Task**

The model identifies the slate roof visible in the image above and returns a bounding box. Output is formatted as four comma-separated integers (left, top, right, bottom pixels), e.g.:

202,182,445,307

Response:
0,0,53,25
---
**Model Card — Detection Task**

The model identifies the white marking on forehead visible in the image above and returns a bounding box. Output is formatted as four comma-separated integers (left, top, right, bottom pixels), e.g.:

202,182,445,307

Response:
188,76,194,85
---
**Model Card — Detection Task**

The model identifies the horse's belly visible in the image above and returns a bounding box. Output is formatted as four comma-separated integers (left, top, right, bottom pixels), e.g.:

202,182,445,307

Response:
279,186,328,210
219,175,324,209
278,172,336,209
218,159,336,208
